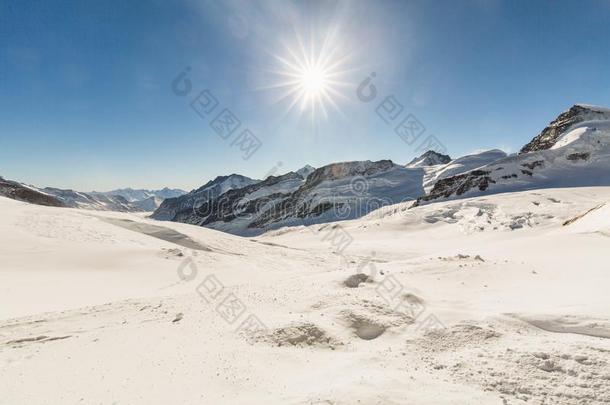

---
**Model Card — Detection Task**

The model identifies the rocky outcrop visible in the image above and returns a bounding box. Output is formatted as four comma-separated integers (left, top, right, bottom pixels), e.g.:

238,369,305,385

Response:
520,104,610,153
413,170,494,207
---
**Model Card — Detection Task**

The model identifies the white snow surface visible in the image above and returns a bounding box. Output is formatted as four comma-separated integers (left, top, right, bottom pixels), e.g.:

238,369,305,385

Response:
2,185,610,404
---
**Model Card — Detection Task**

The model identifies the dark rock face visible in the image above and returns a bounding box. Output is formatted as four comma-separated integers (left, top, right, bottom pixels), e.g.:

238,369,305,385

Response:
521,160,544,170
412,170,494,207
303,160,395,189
566,152,590,161
520,105,610,153
0,177,65,207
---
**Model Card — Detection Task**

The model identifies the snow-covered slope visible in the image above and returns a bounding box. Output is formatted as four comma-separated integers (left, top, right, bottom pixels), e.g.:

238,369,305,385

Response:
429,149,508,182
2,186,610,404
415,105,610,206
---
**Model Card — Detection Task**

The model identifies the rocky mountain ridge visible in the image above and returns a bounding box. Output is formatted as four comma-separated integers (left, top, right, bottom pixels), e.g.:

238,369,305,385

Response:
414,104,610,206
520,104,610,153
153,160,430,235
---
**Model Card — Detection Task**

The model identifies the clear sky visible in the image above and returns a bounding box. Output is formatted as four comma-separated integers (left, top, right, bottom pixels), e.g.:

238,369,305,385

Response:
2,0,610,191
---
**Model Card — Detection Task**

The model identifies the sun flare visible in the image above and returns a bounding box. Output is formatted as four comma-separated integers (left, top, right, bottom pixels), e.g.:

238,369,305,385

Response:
269,31,352,120
300,65,328,98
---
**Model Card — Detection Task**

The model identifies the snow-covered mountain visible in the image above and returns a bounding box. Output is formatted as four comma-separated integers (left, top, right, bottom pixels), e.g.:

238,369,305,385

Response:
150,151,512,236
92,187,186,203
414,104,610,206
152,161,430,236
169,170,310,235
245,160,425,233
296,164,316,180
520,104,610,153
404,149,508,192
0,177,181,212
151,174,260,221
41,187,145,211
420,149,508,191
406,150,452,167
130,196,163,212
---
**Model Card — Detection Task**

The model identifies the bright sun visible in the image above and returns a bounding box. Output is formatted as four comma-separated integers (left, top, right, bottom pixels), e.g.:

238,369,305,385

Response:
269,31,351,120
300,65,328,98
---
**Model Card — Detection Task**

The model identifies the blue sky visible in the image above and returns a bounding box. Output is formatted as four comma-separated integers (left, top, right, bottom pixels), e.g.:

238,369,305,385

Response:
1,0,610,191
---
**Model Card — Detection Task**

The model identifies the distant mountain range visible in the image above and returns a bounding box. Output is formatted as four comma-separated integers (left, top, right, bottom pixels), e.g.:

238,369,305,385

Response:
3,104,610,235
91,188,186,203
150,150,506,236
0,177,65,207
0,182,186,212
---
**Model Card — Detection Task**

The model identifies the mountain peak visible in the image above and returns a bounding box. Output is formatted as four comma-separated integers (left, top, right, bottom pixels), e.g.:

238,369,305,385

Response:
296,165,316,180
407,150,452,167
573,104,610,113
520,104,610,154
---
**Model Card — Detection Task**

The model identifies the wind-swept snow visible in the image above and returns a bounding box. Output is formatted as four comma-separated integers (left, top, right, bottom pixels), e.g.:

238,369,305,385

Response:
1,185,610,404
